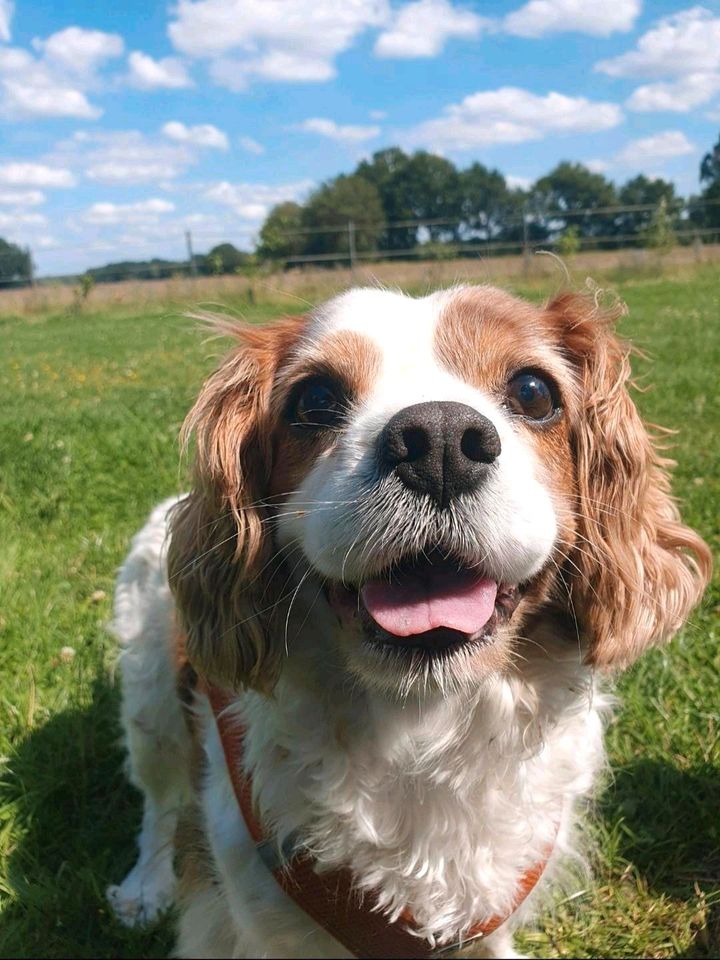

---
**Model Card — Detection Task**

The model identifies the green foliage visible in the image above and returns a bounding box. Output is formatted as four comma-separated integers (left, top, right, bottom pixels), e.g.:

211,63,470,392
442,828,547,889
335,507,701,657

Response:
530,161,617,239
616,175,678,241
556,225,581,257
88,258,183,283
200,242,249,276
68,273,95,315
0,270,718,958
300,174,384,259
256,201,305,262
0,236,32,284
642,197,677,253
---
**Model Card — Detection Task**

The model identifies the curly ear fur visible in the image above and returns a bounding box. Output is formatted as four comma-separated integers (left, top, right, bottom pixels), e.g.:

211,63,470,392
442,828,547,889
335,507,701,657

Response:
547,292,711,669
168,316,305,692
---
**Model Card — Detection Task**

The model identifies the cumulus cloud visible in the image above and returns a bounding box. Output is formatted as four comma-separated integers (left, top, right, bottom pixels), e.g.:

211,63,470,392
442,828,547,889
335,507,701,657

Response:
504,0,640,38
615,130,695,165
295,117,380,143
0,189,45,206
627,72,720,112
0,26,125,119
403,87,622,151
374,0,486,58
168,0,388,88
82,198,175,225
238,136,265,154
53,130,196,184
127,51,194,89
162,120,228,149
0,0,13,42
205,179,314,220
0,162,76,187
32,26,124,77
596,7,720,78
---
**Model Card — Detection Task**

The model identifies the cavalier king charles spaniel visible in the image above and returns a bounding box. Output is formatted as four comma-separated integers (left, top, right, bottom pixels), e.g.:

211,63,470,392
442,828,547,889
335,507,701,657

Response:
107,285,711,958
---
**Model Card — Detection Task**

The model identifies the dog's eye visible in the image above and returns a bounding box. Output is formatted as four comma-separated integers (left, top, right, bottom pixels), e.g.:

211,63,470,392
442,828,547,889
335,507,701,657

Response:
293,378,345,429
506,372,557,421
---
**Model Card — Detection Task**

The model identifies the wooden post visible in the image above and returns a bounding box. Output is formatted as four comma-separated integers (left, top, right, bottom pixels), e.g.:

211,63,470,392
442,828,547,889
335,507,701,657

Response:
185,230,197,277
348,220,357,271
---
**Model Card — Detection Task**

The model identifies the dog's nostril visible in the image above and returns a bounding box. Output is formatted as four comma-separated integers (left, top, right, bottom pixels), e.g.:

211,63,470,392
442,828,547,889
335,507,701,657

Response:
460,426,501,464
402,427,430,462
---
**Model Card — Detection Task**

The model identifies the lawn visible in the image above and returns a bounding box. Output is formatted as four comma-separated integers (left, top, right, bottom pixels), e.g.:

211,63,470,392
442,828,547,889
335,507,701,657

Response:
0,268,718,958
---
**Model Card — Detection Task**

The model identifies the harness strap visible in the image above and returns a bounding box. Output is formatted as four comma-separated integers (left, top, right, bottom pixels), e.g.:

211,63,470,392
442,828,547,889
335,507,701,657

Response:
205,682,553,959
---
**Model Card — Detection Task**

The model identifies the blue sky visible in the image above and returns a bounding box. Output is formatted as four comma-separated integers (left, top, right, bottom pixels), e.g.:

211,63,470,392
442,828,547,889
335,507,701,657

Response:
1,0,718,276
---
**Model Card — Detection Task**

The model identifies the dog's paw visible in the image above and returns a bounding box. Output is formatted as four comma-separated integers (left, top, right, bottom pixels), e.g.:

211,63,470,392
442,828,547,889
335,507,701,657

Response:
106,863,175,927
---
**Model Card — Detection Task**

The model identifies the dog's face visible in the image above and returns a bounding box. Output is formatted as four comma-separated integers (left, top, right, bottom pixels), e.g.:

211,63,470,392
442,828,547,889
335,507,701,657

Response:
169,286,711,698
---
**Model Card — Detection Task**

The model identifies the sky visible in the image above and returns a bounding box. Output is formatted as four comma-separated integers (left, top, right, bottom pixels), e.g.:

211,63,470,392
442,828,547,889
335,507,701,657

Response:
0,0,719,276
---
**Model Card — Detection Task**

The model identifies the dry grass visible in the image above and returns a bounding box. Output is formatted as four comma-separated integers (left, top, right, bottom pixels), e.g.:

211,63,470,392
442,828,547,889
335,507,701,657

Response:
2,243,719,317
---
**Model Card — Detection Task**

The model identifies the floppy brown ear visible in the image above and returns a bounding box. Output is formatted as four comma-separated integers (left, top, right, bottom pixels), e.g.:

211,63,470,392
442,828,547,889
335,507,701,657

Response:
546,292,711,669
168,316,304,692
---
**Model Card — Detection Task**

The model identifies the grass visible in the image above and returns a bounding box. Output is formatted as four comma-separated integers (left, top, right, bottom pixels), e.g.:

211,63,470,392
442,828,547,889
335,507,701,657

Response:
0,266,718,958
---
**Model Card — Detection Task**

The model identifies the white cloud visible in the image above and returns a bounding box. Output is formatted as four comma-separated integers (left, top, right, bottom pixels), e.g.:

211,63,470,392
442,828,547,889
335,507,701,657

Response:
0,189,45,206
0,162,75,187
626,72,720,112
32,27,124,78
168,0,388,88
295,117,380,143
403,87,623,151
83,198,175,225
0,27,123,120
596,7,720,78
54,130,196,184
205,179,314,220
162,120,228,149
586,159,610,173
238,136,265,154
374,0,486,58
0,210,47,230
505,0,640,38
0,0,13,42
369,109,387,120
127,51,193,89
615,130,695,165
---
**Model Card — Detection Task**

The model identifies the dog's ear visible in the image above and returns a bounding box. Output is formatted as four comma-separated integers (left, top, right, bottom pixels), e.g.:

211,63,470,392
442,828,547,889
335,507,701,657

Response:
168,315,305,692
546,292,711,669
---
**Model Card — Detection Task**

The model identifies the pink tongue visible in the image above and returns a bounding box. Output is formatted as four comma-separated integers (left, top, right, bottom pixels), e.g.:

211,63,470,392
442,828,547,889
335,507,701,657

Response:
361,569,498,638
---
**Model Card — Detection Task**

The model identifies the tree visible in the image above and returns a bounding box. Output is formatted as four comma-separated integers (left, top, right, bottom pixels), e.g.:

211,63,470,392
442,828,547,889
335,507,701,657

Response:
256,201,306,262
356,148,414,250
200,242,249,275
390,152,461,241
300,175,384,261
697,131,720,228
641,197,676,253
530,162,617,241
616,175,677,241
459,163,525,245
0,237,32,285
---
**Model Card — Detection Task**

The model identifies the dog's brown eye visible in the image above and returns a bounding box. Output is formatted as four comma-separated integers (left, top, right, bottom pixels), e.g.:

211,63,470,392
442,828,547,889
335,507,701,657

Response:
506,372,557,421
293,378,344,429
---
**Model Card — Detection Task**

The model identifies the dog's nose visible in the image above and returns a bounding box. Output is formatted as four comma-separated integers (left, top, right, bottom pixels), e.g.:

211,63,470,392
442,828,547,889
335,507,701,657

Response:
379,401,501,509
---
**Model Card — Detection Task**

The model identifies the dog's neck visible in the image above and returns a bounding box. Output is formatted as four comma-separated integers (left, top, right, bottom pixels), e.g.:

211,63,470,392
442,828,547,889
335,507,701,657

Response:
233,632,607,944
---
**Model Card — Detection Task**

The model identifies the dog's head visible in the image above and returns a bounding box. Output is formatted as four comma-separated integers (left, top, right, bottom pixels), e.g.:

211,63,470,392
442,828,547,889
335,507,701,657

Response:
168,286,711,697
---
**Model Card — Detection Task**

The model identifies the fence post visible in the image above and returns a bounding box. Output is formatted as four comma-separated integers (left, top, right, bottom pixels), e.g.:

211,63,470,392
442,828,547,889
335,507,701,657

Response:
185,230,197,277
522,206,531,277
26,246,35,287
348,220,357,271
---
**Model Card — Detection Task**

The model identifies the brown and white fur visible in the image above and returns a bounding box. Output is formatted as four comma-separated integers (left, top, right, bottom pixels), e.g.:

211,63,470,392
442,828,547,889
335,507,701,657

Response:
107,285,711,958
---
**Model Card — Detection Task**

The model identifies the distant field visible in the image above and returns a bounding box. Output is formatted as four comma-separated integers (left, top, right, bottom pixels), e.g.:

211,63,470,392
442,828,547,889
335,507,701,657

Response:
0,266,718,958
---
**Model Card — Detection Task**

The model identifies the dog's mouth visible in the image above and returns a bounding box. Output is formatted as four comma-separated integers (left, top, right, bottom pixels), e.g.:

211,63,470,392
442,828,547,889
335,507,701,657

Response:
326,552,522,655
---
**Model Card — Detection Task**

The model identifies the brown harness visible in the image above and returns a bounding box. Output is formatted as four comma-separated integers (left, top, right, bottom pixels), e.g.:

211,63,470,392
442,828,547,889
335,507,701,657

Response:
204,682,555,959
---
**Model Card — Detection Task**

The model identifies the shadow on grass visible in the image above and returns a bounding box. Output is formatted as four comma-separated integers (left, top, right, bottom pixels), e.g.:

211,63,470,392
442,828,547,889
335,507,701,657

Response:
600,758,720,957
2,679,718,959
0,675,173,959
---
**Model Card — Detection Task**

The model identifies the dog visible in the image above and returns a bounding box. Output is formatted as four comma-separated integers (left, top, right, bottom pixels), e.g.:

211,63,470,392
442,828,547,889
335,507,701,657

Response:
107,285,711,958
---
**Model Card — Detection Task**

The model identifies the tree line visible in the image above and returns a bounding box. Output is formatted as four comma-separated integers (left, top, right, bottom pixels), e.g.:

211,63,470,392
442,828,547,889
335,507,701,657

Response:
257,133,720,264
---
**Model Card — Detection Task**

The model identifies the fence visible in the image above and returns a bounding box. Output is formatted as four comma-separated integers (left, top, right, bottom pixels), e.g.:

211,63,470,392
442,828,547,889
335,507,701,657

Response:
1,196,720,288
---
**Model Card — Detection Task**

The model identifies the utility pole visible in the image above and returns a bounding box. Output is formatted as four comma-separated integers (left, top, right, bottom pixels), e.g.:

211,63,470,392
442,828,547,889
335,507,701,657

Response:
185,230,197,277
347,220,357,271
26,246,35,287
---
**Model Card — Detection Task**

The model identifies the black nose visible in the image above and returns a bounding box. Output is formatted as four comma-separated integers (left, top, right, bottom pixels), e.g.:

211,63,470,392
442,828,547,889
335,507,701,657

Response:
379,401,501,509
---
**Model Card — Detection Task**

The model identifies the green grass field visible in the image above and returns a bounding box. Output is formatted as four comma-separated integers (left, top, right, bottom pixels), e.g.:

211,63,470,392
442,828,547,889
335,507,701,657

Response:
0,270,718,958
